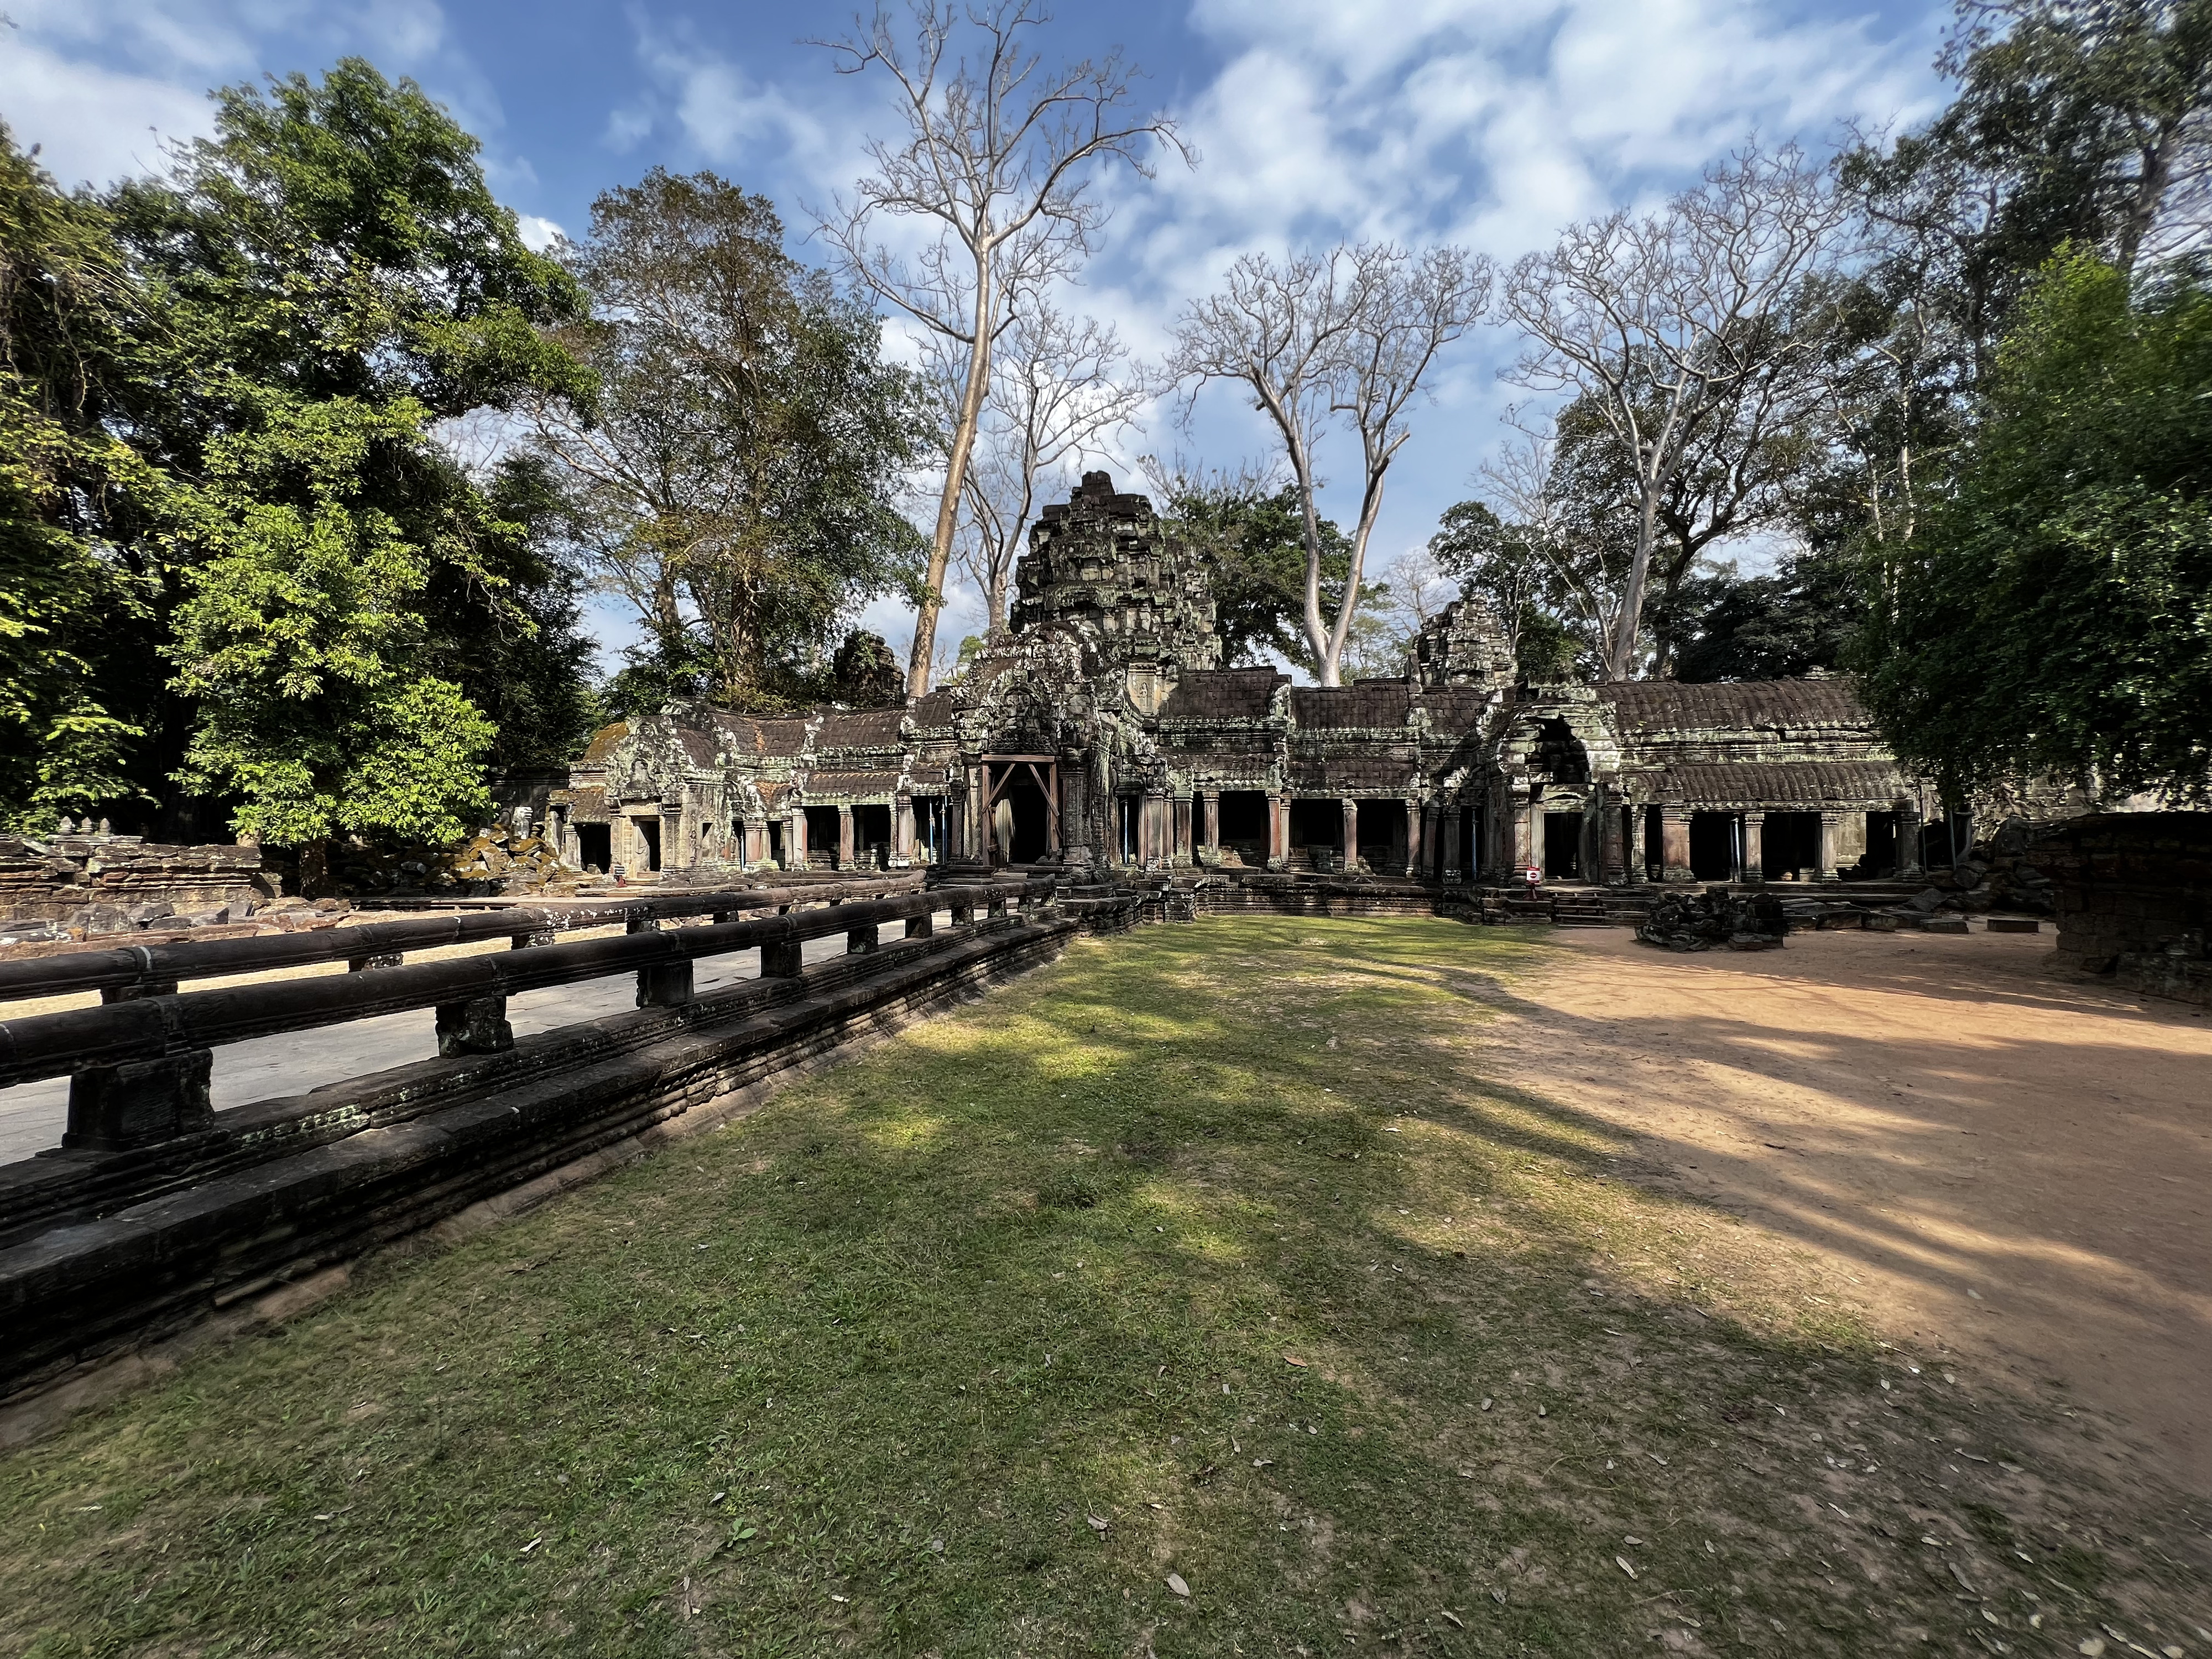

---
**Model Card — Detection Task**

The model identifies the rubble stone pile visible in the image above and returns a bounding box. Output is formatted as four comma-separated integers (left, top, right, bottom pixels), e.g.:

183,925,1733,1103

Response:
326,820,582,896
1636,886,1788,952
1917,816,2056,915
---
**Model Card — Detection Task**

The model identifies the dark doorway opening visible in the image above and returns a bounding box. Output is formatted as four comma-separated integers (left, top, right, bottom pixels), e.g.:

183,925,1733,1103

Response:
855,804,892,868
1354,800,1399,870
1863,811,1897,877
993,771,1051,864
766,820,784,867
1689,811,1736,881
1542,811,1582,879
1290,799,1342,850
1764,811,1820,879
1217,791,1268,863
576,823,610,874
637,817,662,872
804,805,841,867
1117,796,1139,863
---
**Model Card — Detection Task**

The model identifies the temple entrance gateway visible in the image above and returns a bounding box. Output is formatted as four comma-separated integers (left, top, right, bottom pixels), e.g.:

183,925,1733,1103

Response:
575,822,611,873
982,757,1060,865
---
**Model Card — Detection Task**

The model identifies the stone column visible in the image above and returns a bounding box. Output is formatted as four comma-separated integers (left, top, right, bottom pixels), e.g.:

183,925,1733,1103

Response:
1335,797,1355,871
1173,794,1194,866
1201,789,1220,852
1600,792,1626,886
1895,800,1923,878
1147,790,1170,869
1661,806,1694,883
893,792,915,869
1626,806,1647,885
1267,793,1288,869
1742,811,1766,884
1441,807,1464,884
1060,750,1088,864
838,804,855,870
1402,799,1421,879
1816,810,1841,881
744,818,767,869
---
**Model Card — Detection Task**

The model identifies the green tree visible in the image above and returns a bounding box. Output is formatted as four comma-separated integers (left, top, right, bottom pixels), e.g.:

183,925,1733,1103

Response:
110,60,593,848
1153,470,1365,674
1856,252,2212,801
0,126,164,829
529,169,930,712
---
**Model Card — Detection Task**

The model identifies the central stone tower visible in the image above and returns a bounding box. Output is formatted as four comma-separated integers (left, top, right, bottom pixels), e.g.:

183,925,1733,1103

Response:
1011,472,1219,708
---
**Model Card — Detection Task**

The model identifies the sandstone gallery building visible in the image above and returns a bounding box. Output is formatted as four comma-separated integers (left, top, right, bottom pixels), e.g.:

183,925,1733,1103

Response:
556,474,1939,891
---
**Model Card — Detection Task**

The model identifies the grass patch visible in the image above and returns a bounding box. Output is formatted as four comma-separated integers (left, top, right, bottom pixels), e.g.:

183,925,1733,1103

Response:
1,916,2203,1656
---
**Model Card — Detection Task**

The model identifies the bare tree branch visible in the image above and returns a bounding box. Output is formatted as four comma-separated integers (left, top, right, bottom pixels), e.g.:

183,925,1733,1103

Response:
813,0,1191,695
1499,142,1849,680
1170,242,1488,685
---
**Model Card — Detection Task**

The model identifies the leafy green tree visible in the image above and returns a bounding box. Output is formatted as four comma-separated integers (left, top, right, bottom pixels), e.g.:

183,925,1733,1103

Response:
1856,252,2212,801
108,60,594,849
529,169,930,712
0,127,164,828
1666,546,1864,681
1153,471,1364,674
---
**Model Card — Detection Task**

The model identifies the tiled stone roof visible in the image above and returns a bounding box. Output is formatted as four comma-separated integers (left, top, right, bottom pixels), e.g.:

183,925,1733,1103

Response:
1598,677,1868,733
815,708,908,747
1160,668,1286,720
1290,684,1413,730
580,722,629,764
1647,760,1909,807
709,713,811,758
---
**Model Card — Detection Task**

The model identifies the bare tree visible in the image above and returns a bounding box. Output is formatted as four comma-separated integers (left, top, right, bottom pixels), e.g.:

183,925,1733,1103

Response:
1499,143,1849,680
1172,242,1487,685
815,1,1188,696
1327,246,1491,681
941,302,1149,629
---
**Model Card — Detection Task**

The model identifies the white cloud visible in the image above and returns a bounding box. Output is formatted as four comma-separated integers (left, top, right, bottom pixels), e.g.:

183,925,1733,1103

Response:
614,11,859,194
514,212,565,251
0,0,516,189
0,39,213,188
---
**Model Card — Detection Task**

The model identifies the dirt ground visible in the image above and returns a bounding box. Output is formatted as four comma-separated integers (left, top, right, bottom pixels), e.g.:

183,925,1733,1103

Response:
1480,925,2212,1499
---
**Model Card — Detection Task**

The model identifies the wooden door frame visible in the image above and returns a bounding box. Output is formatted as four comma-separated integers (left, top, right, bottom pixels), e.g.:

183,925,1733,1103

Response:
981,754,1060,858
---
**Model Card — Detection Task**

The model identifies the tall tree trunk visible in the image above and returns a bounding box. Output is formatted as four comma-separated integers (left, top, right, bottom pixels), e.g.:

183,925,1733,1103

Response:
909,262,994,698
1608,480,1661,680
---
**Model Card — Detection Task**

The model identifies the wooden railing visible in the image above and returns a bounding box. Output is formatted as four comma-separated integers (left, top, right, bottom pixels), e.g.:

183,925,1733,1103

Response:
0,877,1051,1154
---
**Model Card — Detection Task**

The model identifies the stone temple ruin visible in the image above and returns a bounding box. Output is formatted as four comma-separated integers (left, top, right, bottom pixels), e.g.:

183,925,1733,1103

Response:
558,471,1939,897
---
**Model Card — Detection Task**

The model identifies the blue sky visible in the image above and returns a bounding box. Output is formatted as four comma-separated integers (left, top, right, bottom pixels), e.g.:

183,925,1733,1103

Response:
4,0,1952,676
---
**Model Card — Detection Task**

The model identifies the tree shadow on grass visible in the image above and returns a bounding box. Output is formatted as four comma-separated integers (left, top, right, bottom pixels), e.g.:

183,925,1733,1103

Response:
0,916,2204,1659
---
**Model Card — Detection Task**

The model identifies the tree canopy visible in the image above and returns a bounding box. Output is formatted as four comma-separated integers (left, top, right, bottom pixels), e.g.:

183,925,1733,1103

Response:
1856,252,2212,801
530,169,930,716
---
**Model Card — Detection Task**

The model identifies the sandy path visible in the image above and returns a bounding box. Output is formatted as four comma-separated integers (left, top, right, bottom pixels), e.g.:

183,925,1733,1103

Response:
1483,926,2212,1496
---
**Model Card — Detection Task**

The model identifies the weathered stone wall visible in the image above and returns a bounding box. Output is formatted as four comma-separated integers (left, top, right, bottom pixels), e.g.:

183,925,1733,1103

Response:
0,834,270,936
2026,813,2211,1005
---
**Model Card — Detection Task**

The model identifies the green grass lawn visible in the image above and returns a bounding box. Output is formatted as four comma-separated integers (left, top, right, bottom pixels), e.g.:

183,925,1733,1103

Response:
1,916,2203,1657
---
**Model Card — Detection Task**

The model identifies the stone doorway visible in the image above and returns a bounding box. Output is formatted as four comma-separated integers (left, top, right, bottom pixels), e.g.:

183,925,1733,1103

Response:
1217,791,1269,863
1542,810,1582,880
